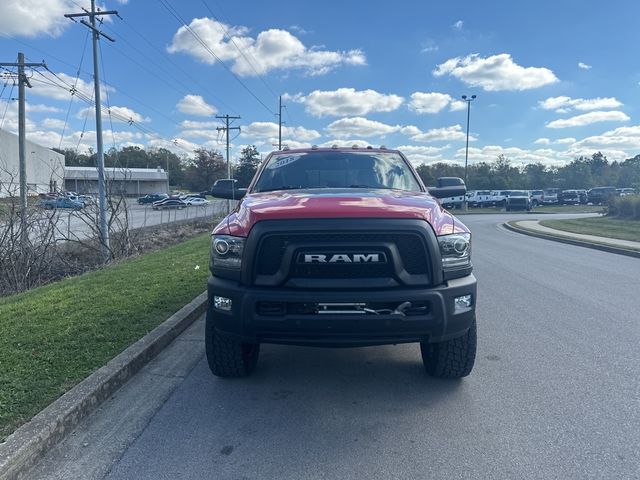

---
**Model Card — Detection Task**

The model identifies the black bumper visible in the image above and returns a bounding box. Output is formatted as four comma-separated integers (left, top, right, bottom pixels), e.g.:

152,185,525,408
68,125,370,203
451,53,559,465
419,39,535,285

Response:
207,274,476,347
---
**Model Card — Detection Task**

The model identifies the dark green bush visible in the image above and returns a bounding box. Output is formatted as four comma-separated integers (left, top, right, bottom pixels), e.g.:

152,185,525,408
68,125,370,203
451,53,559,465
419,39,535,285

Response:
607,195,640,220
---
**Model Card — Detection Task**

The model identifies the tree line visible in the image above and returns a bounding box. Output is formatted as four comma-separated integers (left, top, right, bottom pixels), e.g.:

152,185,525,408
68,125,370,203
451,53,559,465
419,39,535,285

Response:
55,146,640,193
416,152,640,190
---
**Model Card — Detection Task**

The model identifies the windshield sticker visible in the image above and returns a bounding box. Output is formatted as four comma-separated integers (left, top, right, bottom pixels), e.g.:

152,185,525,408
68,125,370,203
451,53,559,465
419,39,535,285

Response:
268,154,305,169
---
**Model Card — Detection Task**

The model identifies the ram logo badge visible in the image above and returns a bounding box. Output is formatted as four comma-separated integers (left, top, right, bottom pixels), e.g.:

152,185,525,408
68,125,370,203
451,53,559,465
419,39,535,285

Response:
300,253,386,264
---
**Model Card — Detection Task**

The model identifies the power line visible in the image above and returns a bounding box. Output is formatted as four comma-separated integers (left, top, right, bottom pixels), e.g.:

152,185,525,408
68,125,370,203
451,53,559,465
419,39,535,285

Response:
198,0,278,98
106,15,239,115
59,30,90,149
158,0,275,115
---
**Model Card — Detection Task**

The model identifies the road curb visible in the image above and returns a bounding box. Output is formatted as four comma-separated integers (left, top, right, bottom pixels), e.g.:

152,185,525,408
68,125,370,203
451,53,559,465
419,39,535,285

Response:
0,291,208,480
503,221,640,259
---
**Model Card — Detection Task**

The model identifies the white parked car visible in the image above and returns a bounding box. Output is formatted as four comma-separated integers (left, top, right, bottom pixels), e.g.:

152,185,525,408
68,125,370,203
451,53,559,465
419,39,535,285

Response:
185,197,210,206
466,190,492,207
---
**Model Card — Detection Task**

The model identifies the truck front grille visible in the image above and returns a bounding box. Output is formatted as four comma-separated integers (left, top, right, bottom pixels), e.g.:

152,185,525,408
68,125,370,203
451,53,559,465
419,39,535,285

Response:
254,231,430,286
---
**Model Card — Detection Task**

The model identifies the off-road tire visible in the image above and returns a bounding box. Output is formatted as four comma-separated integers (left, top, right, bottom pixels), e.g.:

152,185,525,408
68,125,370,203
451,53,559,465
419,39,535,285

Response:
420,318,477,379
206,315,260,378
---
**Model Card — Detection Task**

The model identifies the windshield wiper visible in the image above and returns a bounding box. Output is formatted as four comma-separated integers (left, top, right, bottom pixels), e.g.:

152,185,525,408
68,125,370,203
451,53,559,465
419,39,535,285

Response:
256,185,303,193
348,184,389,189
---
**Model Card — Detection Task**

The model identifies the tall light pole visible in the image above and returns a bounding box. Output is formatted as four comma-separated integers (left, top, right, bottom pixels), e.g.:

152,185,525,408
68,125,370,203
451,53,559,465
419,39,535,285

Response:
461,94,476,187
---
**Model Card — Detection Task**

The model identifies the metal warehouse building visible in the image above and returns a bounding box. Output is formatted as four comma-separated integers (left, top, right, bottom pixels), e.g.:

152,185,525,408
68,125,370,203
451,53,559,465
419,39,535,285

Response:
0,128,65,197
64,166,169,196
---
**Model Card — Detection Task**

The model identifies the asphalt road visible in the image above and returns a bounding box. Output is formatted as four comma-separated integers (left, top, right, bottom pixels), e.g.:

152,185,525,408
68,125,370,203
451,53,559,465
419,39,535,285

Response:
31,213,640,480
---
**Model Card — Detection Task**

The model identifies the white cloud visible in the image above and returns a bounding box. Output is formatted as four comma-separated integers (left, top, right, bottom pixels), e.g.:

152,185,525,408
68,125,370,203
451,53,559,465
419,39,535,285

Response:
180,120,220,129
410,124,475,143
242,121,321,141
434,53,558,91
534,138,551,145
578,62,592,70
546,111,629,129
176,95,217,116
394,145,449,165
454,145,573,167
556,137,576,144
168,18,366,76
31,72,110,101
77,105,149,123
538,96,622,112
453,20,464,30
325,117,401,138
570,125,640,156
286,88,403,117
408,92,453,114
399,125,422,136
0,0,96,37
449,100,467,111
41,118,66,130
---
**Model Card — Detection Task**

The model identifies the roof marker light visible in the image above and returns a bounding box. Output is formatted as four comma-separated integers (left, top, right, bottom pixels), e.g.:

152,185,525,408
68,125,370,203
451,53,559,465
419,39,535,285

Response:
331,144,339,149
366,146,373,149
311,145,318,150
282,146,290,151
352,144,359,149
379,145,387,149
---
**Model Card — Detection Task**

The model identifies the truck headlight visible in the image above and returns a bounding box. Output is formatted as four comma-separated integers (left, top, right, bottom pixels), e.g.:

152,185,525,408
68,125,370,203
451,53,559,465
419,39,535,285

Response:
210,235,245,270
438,233,471,270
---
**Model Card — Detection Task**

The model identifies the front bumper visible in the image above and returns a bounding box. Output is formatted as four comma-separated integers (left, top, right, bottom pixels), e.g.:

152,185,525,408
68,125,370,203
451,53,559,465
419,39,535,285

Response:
207,274,477,347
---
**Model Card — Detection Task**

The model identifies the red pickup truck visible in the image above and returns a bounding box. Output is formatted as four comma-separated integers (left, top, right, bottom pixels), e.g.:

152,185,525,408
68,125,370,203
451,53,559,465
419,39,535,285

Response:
207,147,477,379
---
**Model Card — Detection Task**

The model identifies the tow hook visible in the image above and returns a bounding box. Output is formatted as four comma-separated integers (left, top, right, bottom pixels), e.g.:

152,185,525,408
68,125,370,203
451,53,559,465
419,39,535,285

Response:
392,301,413,316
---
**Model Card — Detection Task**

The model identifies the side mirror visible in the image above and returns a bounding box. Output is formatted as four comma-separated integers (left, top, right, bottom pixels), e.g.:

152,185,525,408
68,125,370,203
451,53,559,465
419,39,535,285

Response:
209,186,247,200
428,186,467,199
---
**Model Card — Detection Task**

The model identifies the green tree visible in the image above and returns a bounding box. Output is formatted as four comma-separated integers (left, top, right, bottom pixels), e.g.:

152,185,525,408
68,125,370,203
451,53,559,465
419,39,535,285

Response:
184,149,226,192
234,145,261,187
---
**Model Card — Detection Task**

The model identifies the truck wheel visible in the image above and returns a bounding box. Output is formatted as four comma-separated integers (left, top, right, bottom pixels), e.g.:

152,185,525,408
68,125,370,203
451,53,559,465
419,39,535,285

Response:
420,318,476,379
206,316,260,378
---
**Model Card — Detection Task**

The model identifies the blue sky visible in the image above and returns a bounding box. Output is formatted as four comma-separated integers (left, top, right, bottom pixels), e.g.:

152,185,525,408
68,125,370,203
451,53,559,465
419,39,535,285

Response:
1,0,639,167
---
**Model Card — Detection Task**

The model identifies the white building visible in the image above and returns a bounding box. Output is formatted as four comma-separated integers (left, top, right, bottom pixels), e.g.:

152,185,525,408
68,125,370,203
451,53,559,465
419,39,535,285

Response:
64,166,169,196
0,128,65,197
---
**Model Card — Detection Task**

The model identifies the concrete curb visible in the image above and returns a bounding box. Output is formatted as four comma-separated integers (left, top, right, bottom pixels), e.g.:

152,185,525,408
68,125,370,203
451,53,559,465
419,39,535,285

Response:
503,222,640,259
0,291,208,480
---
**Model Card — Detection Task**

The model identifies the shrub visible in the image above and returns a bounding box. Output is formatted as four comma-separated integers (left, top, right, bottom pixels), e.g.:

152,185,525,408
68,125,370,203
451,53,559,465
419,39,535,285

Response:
607,195,640,220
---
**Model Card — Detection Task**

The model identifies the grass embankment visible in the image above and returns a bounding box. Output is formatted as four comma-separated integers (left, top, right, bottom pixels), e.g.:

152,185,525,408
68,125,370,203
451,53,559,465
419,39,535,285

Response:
0,233,211,440
539,217,640,242
456,205,604,215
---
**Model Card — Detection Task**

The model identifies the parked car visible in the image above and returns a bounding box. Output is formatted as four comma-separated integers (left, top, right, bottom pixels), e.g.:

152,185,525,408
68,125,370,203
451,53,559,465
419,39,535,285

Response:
185,192,208,200
559,189,581,205
542,188,560,205
505,190,531,211
152,198,187,210
576,189,588,204
210,179,246,199
40,197,84,210
466,190,492,207
138,193,169,205
529,190,544,207
587,186,617,205
184,197,210,206
617,188,636,197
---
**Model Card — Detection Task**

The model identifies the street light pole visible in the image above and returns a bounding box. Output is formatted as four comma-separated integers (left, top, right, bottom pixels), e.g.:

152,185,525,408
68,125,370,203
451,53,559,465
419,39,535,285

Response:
461,94,476,187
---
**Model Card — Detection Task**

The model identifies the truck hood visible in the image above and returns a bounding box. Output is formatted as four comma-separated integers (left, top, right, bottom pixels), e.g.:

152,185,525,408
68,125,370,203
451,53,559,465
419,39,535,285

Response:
213,189,469,237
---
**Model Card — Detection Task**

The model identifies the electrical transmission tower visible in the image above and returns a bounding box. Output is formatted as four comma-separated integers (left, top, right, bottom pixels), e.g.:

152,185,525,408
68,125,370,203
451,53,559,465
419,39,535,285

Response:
64,0,118,262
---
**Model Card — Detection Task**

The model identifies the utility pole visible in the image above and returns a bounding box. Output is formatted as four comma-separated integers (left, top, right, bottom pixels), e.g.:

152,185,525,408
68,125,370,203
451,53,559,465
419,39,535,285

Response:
461,94,476,187
277,96,283,150
216,115,241,179
0,54,46,213
65,0,117,262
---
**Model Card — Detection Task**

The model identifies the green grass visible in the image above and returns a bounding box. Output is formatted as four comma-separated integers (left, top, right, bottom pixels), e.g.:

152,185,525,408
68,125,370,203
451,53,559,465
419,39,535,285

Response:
456,205,604,215
0,233,211,440
540,217,640,242
533,205,604,214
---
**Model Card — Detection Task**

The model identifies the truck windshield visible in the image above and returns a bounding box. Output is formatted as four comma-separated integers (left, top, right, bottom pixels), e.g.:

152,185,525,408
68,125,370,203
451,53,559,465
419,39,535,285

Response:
253,151,422,193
